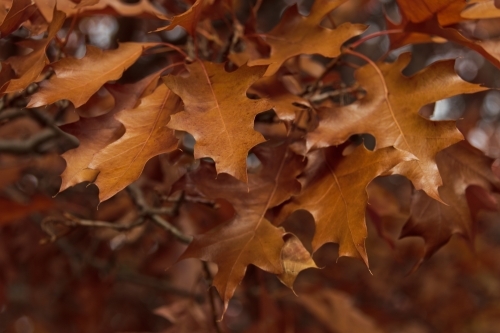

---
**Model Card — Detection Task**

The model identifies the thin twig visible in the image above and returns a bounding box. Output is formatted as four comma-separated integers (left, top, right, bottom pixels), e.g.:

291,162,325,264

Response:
127,184,193,244
0,128,58,154
41,214,146,242
348,29,404,49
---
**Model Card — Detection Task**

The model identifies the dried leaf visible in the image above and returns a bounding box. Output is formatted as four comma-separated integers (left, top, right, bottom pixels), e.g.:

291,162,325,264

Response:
89,84,180,203
277,145,415,267
155,0,203,35
34,0,163,21
58,72,162,192
164,61,272,183
0,0,36,37
179,144,305,313
2,10,65,94
401,143,500,267
278,233,318,290
461,0,500,19
307,53,487,200
396,0,467,26
248,0,366,76
28,43,154,108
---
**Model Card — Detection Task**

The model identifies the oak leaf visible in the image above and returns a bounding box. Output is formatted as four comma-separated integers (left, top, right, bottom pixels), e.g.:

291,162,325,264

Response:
28,43,154,108
307,53,487,200
277,145,415,267
88,84,180,203
1,10,65,94
0,0,36,37
163,61,272,183
401,143,500,268
278,233,318,290
248,0,366,76
250,74,311,121
389,16,500,70
34,0,164,21
58,71,162,192
461,0,500,19
178,144,305,313
395,0,467,26
154,0,203,36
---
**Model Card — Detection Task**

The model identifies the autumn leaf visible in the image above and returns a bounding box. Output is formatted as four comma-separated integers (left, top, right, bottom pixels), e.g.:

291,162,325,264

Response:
401,143,500,268
461,0,500,19
395,0,467,26
34,0,164,21
277,145,415,267
154,0,203,35
58,71,162,192
163,61,272,183
389,16,500,70
28,43,155,108
1,10,65,94
278,233,318,290
0,0,36,37
250,74,311,121
247,0,366,76
88,84,180,203
306,53,487,200
178,144,305,313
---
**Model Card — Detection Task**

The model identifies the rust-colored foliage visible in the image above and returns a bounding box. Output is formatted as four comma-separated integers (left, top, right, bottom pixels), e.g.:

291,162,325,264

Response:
2,0,500,332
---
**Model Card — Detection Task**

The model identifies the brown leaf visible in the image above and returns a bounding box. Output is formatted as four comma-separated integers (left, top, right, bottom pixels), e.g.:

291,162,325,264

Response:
89,84,179,203
155,0,203,36
34,0,163,21
58,71,163,192
307,53,487,200
297,290,386,333
278,233,318,290
163,61,272,183
395,0,467,26
391,16,500,70
0,0,36,37
277,145,415,267
249,74,311,121
248,0,365,76
401,143,500,266
28,43,154,108
2,10,65,94
179,144,305,313
461,0,500,19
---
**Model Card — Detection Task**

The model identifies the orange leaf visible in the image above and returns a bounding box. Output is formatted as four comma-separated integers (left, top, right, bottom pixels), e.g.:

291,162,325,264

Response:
277,145,415,267
58,72,162,192
179,144,305,314
2,10,65,94
307,53,487,200
278,233,318,290
28,43,154,108
401,143,500,269
248,0,366,76
0,0,36,37
396,0,467,26
155,0,203,36
88,84,179,203
34,0,164,21
164,61,272,183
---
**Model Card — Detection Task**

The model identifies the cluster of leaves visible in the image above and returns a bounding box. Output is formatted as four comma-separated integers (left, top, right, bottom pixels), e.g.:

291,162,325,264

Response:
3,0,500,331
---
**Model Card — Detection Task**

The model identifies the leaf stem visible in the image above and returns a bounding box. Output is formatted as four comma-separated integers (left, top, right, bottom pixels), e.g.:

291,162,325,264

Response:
348,29,403,49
